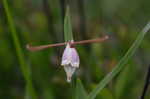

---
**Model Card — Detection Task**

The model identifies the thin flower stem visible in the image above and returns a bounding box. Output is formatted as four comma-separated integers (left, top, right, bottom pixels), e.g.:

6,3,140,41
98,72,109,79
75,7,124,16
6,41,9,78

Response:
140,65,150,99
71,35,109,46
26,42,67,51
26,35,109,52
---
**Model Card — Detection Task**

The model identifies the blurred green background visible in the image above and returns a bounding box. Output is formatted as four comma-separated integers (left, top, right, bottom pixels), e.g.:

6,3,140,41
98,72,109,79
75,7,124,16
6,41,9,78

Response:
0,0,150,99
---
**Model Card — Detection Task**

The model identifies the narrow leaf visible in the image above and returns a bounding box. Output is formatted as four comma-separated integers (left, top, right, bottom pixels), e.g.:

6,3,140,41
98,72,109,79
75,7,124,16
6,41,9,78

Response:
88,22,150,99
2,0,37,98
64,5,73,42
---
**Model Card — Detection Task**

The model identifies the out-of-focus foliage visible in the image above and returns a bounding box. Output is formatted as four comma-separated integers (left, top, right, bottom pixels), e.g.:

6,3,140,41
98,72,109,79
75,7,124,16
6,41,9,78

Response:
88,22,150,99
0,0,150,99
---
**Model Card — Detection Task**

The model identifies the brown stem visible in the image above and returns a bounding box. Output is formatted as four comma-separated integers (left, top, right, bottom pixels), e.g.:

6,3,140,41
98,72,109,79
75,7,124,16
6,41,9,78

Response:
26,42,67,52
71,35,109,46
26,35,109,52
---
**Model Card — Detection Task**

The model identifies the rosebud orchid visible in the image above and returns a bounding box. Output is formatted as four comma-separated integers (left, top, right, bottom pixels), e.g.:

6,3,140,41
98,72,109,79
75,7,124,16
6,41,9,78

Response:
26,36,108,83
61,41,79,82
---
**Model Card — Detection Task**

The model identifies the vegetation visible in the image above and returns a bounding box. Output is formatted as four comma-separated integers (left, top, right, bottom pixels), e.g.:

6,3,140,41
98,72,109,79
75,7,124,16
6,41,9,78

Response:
0,0,150,99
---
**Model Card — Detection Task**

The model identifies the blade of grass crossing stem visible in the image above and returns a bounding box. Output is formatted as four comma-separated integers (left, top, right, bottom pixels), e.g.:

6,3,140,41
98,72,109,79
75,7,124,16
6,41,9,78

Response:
64,6,73,42
2,0,37,98
88,22,150,99
75,79,88,99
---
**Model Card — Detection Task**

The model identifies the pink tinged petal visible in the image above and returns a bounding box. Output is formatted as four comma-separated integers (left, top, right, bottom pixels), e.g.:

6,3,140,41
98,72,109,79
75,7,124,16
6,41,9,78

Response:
61,43,80,67
64,65,76,83
61,42,80,83
61,44,72,66
70,48,79,68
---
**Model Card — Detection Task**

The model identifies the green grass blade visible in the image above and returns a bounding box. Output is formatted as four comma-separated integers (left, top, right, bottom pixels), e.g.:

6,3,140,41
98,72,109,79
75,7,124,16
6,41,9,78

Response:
75,79,88,99
88,22,150,99
2,0,37,98
64,5,73,42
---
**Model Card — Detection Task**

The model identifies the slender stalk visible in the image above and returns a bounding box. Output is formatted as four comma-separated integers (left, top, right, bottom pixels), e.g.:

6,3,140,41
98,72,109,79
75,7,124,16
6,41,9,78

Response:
42,0,56,42
26,42,67,51
72,35,109,46
77,0,91,84
26,35,109,52
140,65,150,99
2,0,37,98
59,0,65,22
77,0,87,39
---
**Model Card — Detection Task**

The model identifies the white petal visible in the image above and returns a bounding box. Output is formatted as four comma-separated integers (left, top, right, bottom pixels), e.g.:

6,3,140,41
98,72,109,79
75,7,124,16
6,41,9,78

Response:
61,44,72,66
61,43,80,67
64,65,76,83
70,48,80,68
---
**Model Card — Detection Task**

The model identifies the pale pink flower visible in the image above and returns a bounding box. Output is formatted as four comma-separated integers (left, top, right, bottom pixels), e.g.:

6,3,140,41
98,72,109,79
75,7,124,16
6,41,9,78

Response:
61,41,79,82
